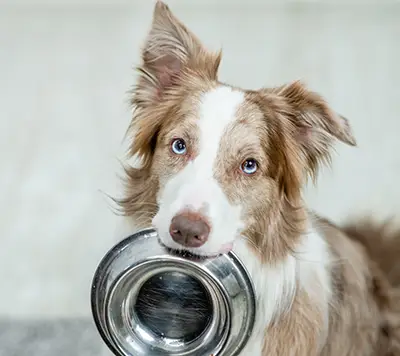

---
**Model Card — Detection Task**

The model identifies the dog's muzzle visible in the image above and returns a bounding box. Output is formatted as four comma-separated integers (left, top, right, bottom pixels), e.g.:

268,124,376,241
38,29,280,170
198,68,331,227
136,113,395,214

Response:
91,228,256,356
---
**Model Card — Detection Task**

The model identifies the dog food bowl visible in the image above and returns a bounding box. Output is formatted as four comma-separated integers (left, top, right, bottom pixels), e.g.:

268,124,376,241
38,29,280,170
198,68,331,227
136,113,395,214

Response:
91,228,255,356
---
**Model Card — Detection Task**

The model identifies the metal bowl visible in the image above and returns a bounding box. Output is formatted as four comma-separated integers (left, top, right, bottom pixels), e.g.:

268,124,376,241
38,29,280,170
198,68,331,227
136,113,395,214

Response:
91,228,255,356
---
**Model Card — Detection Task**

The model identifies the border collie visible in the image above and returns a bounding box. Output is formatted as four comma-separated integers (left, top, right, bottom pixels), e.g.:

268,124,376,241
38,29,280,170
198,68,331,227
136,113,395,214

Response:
115,2,400,354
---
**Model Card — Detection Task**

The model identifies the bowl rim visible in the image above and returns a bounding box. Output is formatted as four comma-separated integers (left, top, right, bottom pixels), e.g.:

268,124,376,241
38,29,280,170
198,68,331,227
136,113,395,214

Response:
105,258,230,355
90,227,256,356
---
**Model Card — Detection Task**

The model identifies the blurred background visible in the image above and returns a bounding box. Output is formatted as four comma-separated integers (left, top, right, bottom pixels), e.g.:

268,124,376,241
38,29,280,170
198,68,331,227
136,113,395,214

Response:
1,0,399,354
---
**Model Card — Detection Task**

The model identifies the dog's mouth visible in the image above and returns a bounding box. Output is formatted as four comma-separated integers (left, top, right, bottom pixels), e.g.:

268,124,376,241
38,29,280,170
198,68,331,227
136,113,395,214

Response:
157,239,222,261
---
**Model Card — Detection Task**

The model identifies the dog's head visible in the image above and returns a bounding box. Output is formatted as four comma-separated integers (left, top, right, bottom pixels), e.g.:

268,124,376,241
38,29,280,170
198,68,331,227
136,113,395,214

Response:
120,1,356,260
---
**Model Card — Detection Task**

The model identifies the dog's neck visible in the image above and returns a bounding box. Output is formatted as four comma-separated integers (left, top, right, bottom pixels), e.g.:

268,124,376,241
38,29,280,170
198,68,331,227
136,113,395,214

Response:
234,213,332,335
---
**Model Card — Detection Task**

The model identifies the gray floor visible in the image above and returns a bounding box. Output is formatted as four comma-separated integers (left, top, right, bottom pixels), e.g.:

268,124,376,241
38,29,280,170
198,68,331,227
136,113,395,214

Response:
0,319,112,356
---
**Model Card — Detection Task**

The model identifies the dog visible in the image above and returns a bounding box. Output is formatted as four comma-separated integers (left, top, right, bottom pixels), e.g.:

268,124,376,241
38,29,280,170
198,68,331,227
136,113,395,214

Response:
115,2,400,355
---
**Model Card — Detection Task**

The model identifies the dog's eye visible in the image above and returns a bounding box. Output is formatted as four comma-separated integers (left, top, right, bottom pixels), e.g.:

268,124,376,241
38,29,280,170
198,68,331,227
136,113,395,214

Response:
171,138,187,155
241,158,258,175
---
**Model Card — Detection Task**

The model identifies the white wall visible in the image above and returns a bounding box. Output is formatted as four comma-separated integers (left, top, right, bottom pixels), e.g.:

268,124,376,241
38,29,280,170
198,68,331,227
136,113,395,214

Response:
1,0,399,318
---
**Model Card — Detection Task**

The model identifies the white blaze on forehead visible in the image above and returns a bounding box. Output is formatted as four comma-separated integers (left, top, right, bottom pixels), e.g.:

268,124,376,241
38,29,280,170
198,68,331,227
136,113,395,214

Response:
196,86,245,176
153,85,247,256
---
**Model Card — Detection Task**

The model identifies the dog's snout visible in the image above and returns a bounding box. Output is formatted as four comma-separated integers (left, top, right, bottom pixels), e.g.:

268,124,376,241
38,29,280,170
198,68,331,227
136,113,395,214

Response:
169,212,210,248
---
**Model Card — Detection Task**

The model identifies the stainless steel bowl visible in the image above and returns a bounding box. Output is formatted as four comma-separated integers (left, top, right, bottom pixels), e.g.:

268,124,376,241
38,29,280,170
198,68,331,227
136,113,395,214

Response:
91,228,255,356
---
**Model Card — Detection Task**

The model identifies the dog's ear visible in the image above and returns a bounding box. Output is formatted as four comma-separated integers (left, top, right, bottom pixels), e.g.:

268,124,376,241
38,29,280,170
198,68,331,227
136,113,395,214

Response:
133,1,221,108
275,80,356,179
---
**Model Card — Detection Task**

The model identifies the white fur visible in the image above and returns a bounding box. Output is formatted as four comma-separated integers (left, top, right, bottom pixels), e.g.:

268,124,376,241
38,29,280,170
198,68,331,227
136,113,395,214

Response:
297,223,332,341
153,86,246,256
234,236,297,355
297,222,332,351
235,221,331,355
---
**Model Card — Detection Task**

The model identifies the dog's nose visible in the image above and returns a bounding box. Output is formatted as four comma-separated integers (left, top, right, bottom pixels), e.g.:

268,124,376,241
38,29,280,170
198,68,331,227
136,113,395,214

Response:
169,212,210,248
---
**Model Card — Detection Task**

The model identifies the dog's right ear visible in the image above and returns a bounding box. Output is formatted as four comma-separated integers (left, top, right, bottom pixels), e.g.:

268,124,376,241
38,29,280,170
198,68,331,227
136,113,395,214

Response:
133,1,221,108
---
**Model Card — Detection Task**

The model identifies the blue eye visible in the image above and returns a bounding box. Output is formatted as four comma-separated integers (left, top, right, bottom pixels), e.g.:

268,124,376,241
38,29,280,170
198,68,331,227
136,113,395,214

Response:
241,159,258,175
171,138,187,155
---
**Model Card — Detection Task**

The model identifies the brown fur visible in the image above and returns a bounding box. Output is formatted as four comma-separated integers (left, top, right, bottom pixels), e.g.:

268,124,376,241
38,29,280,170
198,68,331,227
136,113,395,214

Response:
342,218,400,286
340,217,400,355
117,2,400,355
263,289,323,355
317,216,395,355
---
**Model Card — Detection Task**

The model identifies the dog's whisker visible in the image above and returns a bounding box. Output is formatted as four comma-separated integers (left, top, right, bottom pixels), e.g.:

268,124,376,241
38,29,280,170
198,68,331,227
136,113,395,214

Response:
239,235,264,255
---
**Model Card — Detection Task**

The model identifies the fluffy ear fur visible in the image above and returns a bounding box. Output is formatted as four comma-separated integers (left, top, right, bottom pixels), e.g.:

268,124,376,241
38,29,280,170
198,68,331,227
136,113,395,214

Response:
128,1,221,165
133,1,221,108
275,80,356,179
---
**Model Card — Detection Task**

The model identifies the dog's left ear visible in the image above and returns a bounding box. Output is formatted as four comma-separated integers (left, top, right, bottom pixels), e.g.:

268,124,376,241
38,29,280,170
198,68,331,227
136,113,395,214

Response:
276,80,356,177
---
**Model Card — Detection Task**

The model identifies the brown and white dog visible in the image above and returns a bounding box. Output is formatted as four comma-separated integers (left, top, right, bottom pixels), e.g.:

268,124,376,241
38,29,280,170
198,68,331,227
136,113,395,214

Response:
116,2,400,355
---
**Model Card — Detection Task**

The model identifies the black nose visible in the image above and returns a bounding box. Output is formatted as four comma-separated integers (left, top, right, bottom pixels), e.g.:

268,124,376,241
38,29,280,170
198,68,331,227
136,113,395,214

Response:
169,212,210,248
